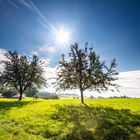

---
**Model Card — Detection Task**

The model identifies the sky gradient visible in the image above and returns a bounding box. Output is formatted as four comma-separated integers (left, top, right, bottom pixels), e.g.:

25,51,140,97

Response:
0,0,140,97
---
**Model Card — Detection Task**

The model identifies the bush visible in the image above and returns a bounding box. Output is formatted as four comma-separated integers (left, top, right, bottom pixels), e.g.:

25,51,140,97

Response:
24,87,39,97
2,90,18,98
50,94,59,99
33,95,39,99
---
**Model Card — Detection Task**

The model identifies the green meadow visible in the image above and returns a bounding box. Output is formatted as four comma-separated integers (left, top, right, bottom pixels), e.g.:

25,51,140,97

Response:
0,98,140,140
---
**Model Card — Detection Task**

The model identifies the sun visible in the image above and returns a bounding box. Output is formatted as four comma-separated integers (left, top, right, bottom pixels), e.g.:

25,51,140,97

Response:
55,25,71,45
57,30,69,44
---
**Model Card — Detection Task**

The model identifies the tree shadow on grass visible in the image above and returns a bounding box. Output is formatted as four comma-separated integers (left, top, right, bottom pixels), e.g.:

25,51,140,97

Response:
0,100,40,111
50,105,140,140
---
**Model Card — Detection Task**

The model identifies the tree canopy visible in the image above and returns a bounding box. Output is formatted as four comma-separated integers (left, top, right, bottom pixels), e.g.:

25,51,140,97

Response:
0,51,46,100
56,43,119,103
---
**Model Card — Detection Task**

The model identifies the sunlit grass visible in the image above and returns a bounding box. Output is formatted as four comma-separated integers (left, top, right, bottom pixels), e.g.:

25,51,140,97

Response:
0,98,140,140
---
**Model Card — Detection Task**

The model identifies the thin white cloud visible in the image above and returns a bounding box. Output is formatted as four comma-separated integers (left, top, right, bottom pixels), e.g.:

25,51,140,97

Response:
7,0,19,8
18,0,33,10
105,70,140,97
118,70,140,89
31,51,38,55
40,66,57,93
0,48,7,72
37,19,50,31
41,58,51,66
29,0,57,33
39,45,55,53
11,0,58,37
44,66,57,80
41,69,140,97
0,48,7,61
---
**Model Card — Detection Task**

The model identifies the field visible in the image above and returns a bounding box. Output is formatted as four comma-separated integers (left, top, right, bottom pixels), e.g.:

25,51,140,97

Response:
0,98,140,140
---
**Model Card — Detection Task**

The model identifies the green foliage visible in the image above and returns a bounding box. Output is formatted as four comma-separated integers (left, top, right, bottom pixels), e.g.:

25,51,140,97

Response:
56,43,119,103
0,98,140,140
0,51,46,100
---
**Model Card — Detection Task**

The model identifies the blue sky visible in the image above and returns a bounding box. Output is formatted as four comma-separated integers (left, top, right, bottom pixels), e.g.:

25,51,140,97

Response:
0,0,140,71
0,0,140,97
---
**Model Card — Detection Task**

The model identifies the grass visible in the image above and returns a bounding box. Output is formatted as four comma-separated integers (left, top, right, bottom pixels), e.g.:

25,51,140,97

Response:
0,98,140,140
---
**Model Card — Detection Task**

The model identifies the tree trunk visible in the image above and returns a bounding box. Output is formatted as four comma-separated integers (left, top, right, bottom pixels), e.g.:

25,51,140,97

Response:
19,92,23,101
80,88,84,104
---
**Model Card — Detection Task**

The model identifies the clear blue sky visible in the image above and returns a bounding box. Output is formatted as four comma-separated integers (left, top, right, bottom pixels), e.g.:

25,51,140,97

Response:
0,0,140,72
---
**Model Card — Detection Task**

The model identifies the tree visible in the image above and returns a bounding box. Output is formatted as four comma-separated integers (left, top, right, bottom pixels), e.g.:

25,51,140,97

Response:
56,43,119,104
0,51,46,100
